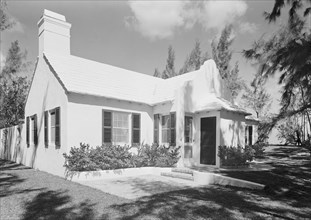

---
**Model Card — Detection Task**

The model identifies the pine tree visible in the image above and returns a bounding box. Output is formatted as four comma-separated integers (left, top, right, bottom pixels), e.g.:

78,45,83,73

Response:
179,40,210,75
0,0,15,31
212,25,243,100
164,45,176,79
0,41,30,128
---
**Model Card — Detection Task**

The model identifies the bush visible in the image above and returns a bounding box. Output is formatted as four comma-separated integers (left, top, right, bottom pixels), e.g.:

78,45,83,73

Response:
218,145,254,167
252,142,266,158
63,143,180,172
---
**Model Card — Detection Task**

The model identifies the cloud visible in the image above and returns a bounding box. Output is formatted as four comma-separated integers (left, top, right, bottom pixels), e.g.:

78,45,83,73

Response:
125,1,188,40
239,22,258,34
126,0,248,40
8,17,24,33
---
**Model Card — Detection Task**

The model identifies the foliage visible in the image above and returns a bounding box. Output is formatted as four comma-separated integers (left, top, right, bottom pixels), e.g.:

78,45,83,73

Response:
154,40,210,78
0,78,29,128
243,0,311,136
212,25,244,100
218,145,254,167
154,45,177,79
0,41,31,128
277,116,303,145
252,142,266,158
179,40,210,74
63,143,180,172
242,74,272,119
0,0,15,31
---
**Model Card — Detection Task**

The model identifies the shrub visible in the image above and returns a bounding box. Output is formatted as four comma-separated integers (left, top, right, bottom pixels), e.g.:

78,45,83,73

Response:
218,145,254,167
252,142,266,158
63,143,180,172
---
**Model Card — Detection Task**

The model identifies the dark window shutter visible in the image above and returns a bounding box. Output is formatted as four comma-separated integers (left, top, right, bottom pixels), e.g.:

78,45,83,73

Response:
44,111,48,147
26,117,29,147
102,111,112,144
154,114,159,144
55,107,61,148
170,112,176,146
34,114,38,146
249,126,253,145
132,113,140,144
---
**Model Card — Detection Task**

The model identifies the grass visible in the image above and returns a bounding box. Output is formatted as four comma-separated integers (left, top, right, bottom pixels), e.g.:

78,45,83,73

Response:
1,145,310,219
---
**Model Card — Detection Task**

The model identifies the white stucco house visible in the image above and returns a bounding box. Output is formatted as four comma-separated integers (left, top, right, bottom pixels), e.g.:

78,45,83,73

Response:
13,10,258,176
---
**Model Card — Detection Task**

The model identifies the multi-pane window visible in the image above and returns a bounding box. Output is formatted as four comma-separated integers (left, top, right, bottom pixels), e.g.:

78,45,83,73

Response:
26,114,37,147
43,107,61,148
113,112,129,143
184,116,193,143
102,110,140,145
161,113,176,145
154,114,160,144
50,111,56,143
162,115,170,143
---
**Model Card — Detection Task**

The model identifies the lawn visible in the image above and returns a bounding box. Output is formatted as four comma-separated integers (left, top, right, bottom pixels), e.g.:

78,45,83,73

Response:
1,145,310,220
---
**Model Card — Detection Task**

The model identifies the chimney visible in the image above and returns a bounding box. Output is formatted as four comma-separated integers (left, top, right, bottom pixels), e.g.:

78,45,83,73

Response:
38,9,71,55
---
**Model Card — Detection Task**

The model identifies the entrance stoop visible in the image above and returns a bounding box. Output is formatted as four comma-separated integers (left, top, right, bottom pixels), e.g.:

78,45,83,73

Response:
161,168,194,181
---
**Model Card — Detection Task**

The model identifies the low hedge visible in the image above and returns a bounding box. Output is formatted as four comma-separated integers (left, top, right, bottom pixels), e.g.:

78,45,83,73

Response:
218,145,255,167
63,143,180,172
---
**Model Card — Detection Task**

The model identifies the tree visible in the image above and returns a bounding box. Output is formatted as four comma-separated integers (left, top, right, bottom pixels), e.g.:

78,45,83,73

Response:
153,68,161,78
0,41,30,128
212,25,244,100
179,40,210,74
277,116,303,145
243,0,311,136
242,74,272,119
154,45,177,79
0,0,15,31
1,41,28,81
0,77,28,128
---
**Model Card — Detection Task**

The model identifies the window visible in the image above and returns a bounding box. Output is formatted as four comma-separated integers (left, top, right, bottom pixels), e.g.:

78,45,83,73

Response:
154,114,160,144
102,110,140,145
113,112,129,143
162,115,170,143
44,111,48,147
26,114,37,146
161,113,176,145
184,116,193,143
43,107,61,148
50,111,56,143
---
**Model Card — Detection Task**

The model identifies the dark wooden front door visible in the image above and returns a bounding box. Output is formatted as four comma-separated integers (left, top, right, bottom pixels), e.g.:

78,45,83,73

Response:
200,117,216,165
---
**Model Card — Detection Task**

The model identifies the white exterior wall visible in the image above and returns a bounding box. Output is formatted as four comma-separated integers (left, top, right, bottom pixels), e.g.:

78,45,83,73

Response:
220,110,246,147
24,58,68,176
67,93,154,149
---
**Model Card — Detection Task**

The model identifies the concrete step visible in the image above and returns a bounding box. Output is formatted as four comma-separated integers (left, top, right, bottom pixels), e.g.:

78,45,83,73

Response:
161,172,194,181
171,168,194,175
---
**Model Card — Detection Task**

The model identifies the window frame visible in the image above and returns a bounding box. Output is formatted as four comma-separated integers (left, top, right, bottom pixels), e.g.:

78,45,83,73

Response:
102,109,140,146
184,116,193,144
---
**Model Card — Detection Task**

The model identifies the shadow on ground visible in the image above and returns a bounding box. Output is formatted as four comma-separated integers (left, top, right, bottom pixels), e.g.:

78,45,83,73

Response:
22,190,96,220
220,146,311,208
103,185,308,220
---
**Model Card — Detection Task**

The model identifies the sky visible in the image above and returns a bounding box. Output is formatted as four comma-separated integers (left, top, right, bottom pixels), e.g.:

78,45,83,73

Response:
1,0,294,142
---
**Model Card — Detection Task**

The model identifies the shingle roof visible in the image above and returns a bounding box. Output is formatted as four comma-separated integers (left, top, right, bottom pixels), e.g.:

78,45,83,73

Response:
43,53,250,115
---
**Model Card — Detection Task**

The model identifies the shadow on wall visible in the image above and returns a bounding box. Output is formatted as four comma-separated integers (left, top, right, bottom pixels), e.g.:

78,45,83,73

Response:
22,190,95,220
220,113,244,147
30,83,49,168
